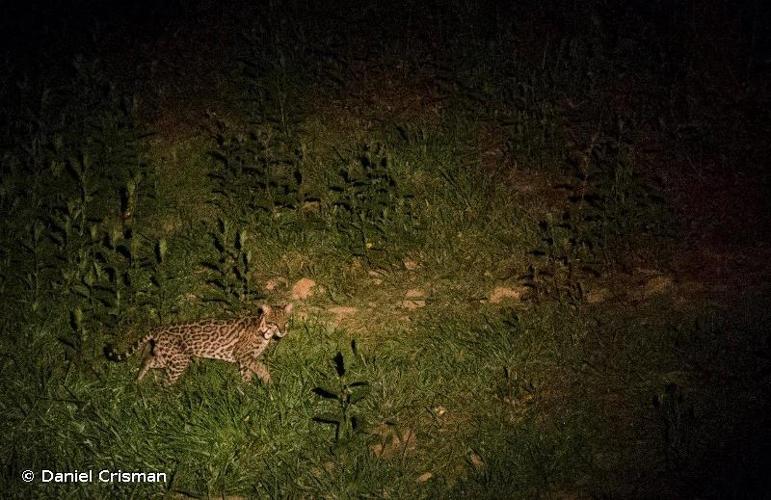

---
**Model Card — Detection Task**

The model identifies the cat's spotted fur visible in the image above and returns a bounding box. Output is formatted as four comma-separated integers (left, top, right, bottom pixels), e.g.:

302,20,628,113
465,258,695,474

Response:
105,304,293,385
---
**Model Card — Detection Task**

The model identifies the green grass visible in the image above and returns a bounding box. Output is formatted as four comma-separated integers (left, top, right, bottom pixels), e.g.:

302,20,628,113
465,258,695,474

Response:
6,296,768,497
2,2,770,498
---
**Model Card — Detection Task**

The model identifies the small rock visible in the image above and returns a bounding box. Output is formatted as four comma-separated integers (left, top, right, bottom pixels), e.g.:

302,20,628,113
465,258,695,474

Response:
469,452,484,470
416,472,433,483
489,286,526,304
291,278,316,300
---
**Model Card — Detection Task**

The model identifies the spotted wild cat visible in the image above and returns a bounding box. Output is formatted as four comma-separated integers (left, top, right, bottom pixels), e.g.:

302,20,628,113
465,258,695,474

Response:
104,304,293,385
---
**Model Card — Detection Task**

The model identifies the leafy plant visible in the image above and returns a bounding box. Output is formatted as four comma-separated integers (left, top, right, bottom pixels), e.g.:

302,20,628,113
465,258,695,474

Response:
48,151,93,255
330,143,412,263
43,167,158,356
201,218,263,310
522,213,593,303
61,306,89,363
51,214,145,361
564,122,672,250
0,56,153,319
209,121,308,222
147,238,174,321
237,23,309,141
208,38,315,224
312,340,371,446
19,220,47,313
524,120,671,301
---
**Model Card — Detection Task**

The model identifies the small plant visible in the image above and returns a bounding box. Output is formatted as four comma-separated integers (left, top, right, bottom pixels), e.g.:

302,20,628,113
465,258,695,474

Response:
48,173,158,343
521,212,594,303
147,238,172,321
330,143,412,264
201,219,263,310
499,366,537,407
563,121,672,253
209,121,308,223
19,220,47,313
312,340,371,446
60,306,90,364
524,120,671,301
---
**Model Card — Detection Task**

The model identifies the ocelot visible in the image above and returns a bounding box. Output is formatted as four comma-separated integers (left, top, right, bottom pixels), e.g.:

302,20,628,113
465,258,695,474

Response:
104,304,293,385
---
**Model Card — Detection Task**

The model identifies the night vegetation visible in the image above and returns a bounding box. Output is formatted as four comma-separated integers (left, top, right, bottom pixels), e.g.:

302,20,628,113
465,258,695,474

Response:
1,1,769,497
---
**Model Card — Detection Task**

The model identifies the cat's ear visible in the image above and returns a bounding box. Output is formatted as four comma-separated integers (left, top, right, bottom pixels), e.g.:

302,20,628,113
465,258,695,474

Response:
259,304,272,316
283,303,293,314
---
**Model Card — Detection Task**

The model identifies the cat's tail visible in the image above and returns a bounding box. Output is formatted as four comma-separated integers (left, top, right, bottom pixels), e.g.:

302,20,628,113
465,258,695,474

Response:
104,334,153,362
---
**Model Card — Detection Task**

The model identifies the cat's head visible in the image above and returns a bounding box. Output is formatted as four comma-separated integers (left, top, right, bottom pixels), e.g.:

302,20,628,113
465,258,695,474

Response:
259,303,294,339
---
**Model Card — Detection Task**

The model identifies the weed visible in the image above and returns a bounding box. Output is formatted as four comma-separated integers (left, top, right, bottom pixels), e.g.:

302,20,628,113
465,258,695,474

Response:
525,120,672,301
522,213,591,303
313,341,371,446
19,220,47,313
201,219,263,310
329,143,412,264
208,120,311,223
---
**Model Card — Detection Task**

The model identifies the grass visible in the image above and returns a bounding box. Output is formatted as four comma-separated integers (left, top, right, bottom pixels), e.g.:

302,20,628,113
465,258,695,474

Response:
2,1,770,498
9,299,765,497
